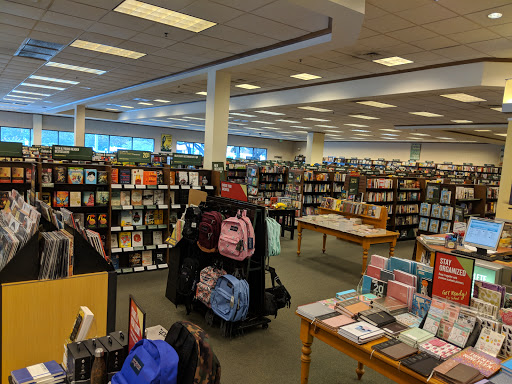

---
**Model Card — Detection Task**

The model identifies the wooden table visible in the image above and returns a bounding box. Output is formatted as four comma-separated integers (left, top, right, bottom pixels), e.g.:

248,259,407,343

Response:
296,218,399,274
297,313,444,384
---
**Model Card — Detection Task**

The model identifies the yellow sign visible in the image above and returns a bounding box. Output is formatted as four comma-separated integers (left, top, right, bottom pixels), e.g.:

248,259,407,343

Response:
161,134,173,152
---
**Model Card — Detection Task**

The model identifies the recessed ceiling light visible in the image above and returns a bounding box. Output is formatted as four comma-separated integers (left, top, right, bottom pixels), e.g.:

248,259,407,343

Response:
291,73,322,80
381,133,399,136
407,137,422,140
441,93,486,102
409,112,443,117
138,102,153,106
196,91,207,96
11,90,50,96
252,121,275,124
475,129,491,132
29,75,80,85
324,130,343,133
45,62,106,75
120,105,134,109
495,133,508,136
298,106,332,112
290,126,311,129
488,12,503,19
304,117,330,122
383,137,397,140
491,107,502,112
263,127,280,130
344,123,369,127
115,0,216,32
6,94,42,100
276,119,300,123
349,115,379,120
230,113,256,117
184,116,205,120
351,137,365,140
316,125,338,128
351,129,370,132
20,82,66,90
167,117,188,121
380,128,400,132
354,133,372,136
373,56,413,66
154,99,170,103
106,108,118,111
410,133,430,136
71,39,146,59
451,120,473,123
357,101,397,108
255,110,285,115
437,137,454,140
236,84,261,90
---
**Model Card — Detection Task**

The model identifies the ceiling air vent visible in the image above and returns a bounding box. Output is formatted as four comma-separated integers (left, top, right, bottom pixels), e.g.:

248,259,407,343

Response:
14,39,65,61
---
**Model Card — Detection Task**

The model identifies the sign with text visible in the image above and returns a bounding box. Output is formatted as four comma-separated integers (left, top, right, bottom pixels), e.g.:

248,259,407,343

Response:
0,142,23,157
128,295,146,351
220,181,248,202
213,161,226,181
348,176,359,196
410,143,421,161
117,149,151,163
52,145,92,161
432,252,475,306
172,153,202,166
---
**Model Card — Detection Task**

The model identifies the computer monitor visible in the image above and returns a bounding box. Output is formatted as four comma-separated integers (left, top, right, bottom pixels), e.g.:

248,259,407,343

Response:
463,217,505,255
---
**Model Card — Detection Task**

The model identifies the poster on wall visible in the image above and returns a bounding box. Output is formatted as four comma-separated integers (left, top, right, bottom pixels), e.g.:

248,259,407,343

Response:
410,143,421,161
432,252,475,306
161,134,173,152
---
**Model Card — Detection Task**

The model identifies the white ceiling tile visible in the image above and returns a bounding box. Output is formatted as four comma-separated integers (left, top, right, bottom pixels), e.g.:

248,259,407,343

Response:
438,0,512,15
488,22,512,37
358,34,403,49
413,36,459,50
98,11,155,32
0,13,38,29
423,16,481,35
41,11,95,30
202,25,279,47
28,30,76,45
465,4,512,27
180,0,244,24
142,23,196,41
48,0,108,20
209,0,274,12
77,32,126,48
468,37,512,53
434,45,490,60
72,0,122,10
367,0,433,13
366,14,415,34
364,4,389,20
0,0,46,19
130,33,177,49
384,43,425,55
386,26,439,43
397,3,458,24
87,22,139,41
447,28,502,44
33,21,83,39
225,14,307,40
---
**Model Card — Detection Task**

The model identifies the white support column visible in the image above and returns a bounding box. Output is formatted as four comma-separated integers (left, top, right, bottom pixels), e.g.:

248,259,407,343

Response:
33,114,42,145
306,132,325,165
74,104,85,146
496,120,512,219
203,70,231,170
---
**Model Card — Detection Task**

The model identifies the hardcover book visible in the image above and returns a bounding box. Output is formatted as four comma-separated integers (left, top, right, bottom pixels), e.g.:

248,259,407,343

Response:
129,252,142,267
41,167,52,183
111,191,121,206
85,169,97,184
68,167,84,184
53,191,69,207
431,204,442,218
153,190,165,205
119,169,131,184
440,220,451,234
419,217,429,231
69,191,82,207
144,210,155,225
450,347,501,378
142,190,154,205
98,213,108,228
132,231,143,247
142,250,153,266
111,168,119,184
429,219,439,233
131,169,143,185
11,167,24,183
120,191,131,206
153,231,163,245
86,213,97,229
0,167,12,183
131,190,143,206
143,170,158,185
420,203,431,216
119,232,132,248
120,211,132,226
53,166,67,183
441,206,453,221
153,209,164,225
83,191,95,206
97,171,108,184
96,191,109,206
132,210,143,226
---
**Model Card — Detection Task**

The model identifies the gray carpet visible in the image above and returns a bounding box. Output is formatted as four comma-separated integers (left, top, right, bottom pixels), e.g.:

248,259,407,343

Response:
116,231,415,384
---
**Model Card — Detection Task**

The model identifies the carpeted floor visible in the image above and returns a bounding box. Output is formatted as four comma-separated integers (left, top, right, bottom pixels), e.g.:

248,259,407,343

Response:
116,231,415,384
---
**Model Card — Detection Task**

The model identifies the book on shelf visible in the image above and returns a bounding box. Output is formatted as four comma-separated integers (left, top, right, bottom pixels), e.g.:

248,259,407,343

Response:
131,169,143,185
68,167,84,184
429,219,439,233
86,213,97,229
142,190,154,205
143,170,157,185
120,211,132,226
132,210,143,226
98,170,108,184
132,231,143,247
131,190,143,206
41,167,52,183
98,213,108,228
111,168,119,184
0,167,11,183
440,221,451,233
419,217,429,231
53,191,69,207
85,169,97,184
11,167,24,183
119,169,131,184
119,232,132,248
96,191,109,206
120,191,131,205
111,191,121,206
129,251,142,267
69,191,81,207
142,250,153,266
82,191,94,207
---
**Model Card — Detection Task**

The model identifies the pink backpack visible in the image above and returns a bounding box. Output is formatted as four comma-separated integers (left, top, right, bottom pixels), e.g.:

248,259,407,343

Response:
218,210,255,260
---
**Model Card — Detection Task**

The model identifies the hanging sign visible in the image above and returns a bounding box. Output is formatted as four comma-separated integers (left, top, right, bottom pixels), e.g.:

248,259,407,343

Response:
220,181,248,202
432,252,475,306
117,150,151,163
410,143,421,161
172,153,203,166
0,142,23,157
52,145,93,161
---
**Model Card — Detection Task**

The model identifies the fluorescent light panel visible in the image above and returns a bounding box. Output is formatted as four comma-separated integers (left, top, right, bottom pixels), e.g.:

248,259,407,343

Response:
120,105,134,109
357,101,397,108
495,133,507,136
344,123,368,127
71,39,146,59
409,112,443,117
351,129,370,132
298,106,332,112
276,119,300,123
410,133,430,136
437,137,454,140
349,115,379,120
290,126,311,129
316,125,338,128
303,118,330,122
373,56,413,66
440,93,486,102
114,0,216,33
236,84,261,90
45,62,106,75
11,90,50,96
7,95,42,100
380,129,400,132
138,102,153,105
251,121,274,124
381,133,399,136
451,120,473,123
154,99,170,103
291,73,322,80
196,91,207,96
475,129,491,132
255,110,284,115
230,113,256,117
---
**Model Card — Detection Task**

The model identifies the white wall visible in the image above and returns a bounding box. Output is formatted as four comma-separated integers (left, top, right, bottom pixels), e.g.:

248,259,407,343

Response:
292,141,503,166
0,111,295,160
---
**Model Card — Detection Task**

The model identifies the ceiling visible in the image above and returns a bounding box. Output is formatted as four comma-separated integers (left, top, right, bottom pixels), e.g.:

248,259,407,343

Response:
1,0,512,145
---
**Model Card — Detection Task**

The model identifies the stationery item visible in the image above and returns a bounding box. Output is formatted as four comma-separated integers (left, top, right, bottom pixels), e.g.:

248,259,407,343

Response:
450,347,501,378
11,360,65,384
434,360,482,384
381,321,409,338
335,298,370,319
399,327,435,348
371,338,402,351
370,254,387,269
336,289,357,301
69,191,82,207
131,190,143,206
82,191,95,207
132,231,143,247
387,280,414,308
297,302,337,321
379,342,418,360
372,296,408,315
419,337,461,360
400,352,442,377
411,293,431,319
474,327,505,357
358,308,395,327
68,167,84,184
132,210,143,226
448,314,475,348
394,270,417,288
366,265,382,279
395,313,423,328
318,314,355,331
380,269,394,282
85,169,97,184
131,169,143,185
338,321,385,344
119,232,132,248
370,279,388,298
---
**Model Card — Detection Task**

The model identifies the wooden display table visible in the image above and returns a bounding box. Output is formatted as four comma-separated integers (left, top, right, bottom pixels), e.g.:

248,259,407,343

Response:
297,313,444,384
296,215,399,274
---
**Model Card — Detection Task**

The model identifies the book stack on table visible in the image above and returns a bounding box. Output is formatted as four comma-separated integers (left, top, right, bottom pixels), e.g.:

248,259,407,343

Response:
11,361,65,384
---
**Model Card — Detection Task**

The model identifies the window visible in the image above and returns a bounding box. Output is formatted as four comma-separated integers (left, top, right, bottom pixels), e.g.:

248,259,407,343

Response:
41,130,59,146
1,127,32,146
253,148,267,160
226,146,239,159
59,132,74,146
226,146,267,160
85,133,110,152
133,137,155,152
109,135,132,152
84,134,154,153
239,147,253,159
176,141,204,155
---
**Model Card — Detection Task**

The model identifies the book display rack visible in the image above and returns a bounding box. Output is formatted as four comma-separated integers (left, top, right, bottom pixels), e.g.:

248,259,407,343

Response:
0,159,35,204
226,162,247,183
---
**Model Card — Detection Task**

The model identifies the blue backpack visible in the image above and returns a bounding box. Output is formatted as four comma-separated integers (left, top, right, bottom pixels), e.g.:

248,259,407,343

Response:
210,274,250,322
111,339,178,384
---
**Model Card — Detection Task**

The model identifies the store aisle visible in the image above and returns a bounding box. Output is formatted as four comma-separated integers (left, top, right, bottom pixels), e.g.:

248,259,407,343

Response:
116,232,415,383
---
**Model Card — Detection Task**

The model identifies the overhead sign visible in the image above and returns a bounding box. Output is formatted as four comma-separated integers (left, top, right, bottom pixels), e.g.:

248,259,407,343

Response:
410,143,421,161
172,153,203,166
0,142,23,157
52,145,93,161
432,252,475,306
117,149,151,163
221,181,248,202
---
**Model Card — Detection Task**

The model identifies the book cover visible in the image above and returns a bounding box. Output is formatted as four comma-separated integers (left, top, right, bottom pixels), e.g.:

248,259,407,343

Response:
96,191,109,206
53,166,67,183
111,235,118,248
0,167,11,183
153,209,164,225
85,169,97,184
119,232,132,248
41,167,52,183
11,167,24,183
370,254,387,269
440,220,451,234
370,279,387,297
142,190,154,205
143,170,158,185
86,213,97,229
129,252,142,267
153,231,163,245
120,211,132,226
98,213,108,228
12,361,65,384
420,203,431,216
144,210,155,225
189,172,199,186
154,249,165,264
132,210,143,226
429,219,439,233
441,206,453,220
120,191,131,206
387,280,410,305
132,231,143,247
83,191,95,206
153,190,165,205
109,191,120,206
419,217,429,231
450,347,501,378
111,254,120,269
75,213,85,228
169,171,175,185
142,250,153,266
431,204,441,218
97,171,108,185
53,191,69,207
69,191,82,207
394,270,417,288
440,189,452,204
143,231,153,245
474,328,505,357
131,190,143,206
178,171,188,185
119,169,131,184
111,168,119,184
25,168,32,183
366,265,382,279
131,169,143,185
380,269,395,282
68,167,84,184
411,293,431,319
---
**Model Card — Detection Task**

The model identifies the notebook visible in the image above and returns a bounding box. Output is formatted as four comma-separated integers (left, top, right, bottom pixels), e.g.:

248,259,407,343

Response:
450,347,501,378
379,342,418,360
297,302,336,321
400,352,442,377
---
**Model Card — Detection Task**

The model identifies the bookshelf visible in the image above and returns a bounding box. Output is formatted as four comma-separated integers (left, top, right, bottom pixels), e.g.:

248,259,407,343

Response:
285,168,304,218
226,162,247,183
333,171,347,199
364,177,394,227
393,177,425,240
303,170,332,216
0,159,36,204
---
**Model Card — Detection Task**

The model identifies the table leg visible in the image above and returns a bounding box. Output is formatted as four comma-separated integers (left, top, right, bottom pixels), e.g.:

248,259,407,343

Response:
356,362,365,380
297,224,302,257
322,234,327,253
362,241,370,275
389,237,397,258
300,319,314,384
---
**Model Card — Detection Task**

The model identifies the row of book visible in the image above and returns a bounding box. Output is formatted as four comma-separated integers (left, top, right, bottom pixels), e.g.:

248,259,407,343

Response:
396,204,419,214
112,189,166,206
260,175,284,182
304,184,330,193
399,179,420,189
304,195,323,204
259,183,285,191
117,209,165,227
366,191,393,203
395,216,419,226
304,171,329,181
42,167,108,185
320,197,383,218
0,166,32,183
456,186,476,200
397,191,420,201
259,166,286,174
42,190,109,208
420,203,454,220
366,178,393,189
112,230,164,249
419,218,451,233
487,187,499,199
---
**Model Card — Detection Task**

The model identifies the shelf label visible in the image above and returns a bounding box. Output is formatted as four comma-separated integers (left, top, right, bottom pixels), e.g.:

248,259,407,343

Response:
147,185,157,189
133,246,145,251
124,184,135,189
192,186,201,189
135,225,147,230
134,266,145,272
146,245,157,250
117,149,151,163
147,224,158,229
157,224,167,229
171,204,181,209
145,205,156,209
122,268,133,273
158,185,167,189
112,206,122,210
111,226,121,232
111,248,122,253
122,226,134,231
170,185,179,190
158,263,168,269
147,265,157,271
158,204,168,209
122,205,134,210
158,244,168,249
52,145,92,161
42,183,54,188
111,184,122,189
123,247,134,252
116,269,122,274
205,185,214,190
181,185,190,190
135,184,146,189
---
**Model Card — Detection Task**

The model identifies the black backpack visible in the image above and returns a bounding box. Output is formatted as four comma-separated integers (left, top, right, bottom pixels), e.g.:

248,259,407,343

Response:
183,207,202,243
176,257,199,314
165,321,221,384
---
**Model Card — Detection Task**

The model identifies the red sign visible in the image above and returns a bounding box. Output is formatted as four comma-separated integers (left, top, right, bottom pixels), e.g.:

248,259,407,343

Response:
221,181,248,202
432,252,475,306
128,296,146,351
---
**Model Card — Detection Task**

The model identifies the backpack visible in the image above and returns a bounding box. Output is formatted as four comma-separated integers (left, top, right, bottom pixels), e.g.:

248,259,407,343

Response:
197,211,223,253
266,217,281,256
195,266,226,308
111,339,178,384
218,210,255,261
183,207,202,243
176,257,200,314
264,266,291,318
165,321,221,384
211,274,250,322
